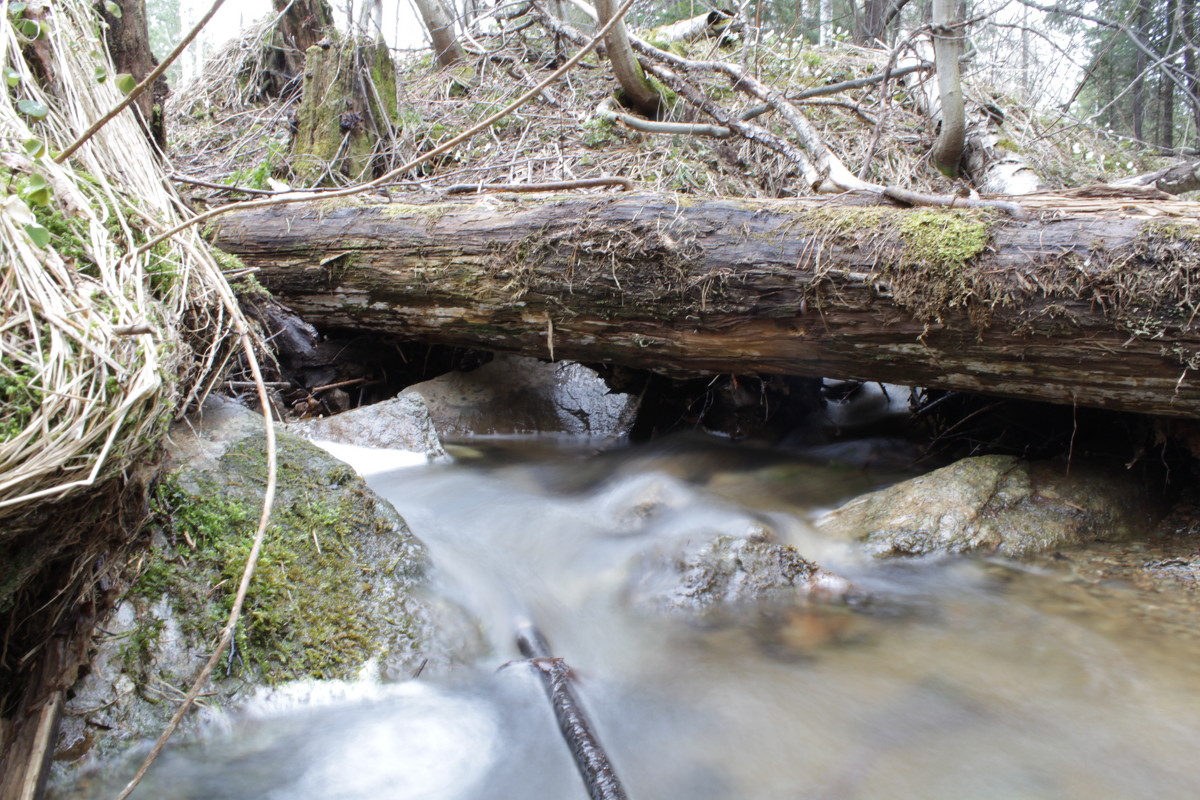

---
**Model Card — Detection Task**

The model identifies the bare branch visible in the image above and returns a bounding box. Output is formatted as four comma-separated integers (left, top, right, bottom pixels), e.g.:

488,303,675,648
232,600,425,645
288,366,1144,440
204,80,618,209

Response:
738,60,933,122
444,176,635,192
596,98,732,138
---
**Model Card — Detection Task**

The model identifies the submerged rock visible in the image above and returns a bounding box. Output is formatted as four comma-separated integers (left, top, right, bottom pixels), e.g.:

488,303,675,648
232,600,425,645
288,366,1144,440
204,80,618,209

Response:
52,397,481,781
402,354,638,437
816,455,1152,557
626,533,855,624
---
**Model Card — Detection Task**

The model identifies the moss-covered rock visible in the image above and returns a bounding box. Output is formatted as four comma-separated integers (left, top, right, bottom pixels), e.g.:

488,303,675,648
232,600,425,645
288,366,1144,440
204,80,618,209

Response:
52,397,482,777
816,455,1154,557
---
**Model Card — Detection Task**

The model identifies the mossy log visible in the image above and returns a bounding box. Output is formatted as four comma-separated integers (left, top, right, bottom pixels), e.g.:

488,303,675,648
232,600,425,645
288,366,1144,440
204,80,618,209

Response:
210,192,1200,418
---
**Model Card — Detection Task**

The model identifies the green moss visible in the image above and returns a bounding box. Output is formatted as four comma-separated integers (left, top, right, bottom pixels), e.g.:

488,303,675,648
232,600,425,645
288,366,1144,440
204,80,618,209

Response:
582,115,620,148
29,204,93,273
230,272,270,297
145,241,181,295
896,209,991,275
0,356,41,441
805,206,997,326
139,436,412,682
212,248,248,275
291,38,398,187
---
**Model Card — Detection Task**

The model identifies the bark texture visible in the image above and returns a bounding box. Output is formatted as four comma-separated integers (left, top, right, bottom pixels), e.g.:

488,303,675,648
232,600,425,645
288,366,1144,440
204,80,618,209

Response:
413,0,466,68
98,0,166,152
595,0,660,116
266,0,334,97
210,193,1200,418
289,38,398,186
931,0,965,176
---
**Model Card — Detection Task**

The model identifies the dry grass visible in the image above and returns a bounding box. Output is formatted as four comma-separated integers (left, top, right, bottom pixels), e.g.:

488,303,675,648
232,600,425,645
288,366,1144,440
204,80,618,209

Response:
0,2,237,525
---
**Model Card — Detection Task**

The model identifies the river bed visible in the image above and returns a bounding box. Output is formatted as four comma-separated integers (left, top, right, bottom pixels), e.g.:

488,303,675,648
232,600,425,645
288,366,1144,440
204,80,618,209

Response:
56,434,1200,799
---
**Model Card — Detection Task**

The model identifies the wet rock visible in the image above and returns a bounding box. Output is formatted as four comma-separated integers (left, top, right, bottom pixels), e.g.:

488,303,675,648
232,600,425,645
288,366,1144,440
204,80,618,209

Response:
626,533,854,624
402,354,638,437
52,397,481,781
816,455,1152,557
287,392,447,461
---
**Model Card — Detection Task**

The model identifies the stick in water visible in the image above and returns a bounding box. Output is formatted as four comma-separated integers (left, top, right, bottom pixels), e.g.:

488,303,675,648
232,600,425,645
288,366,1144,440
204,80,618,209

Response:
515,623,630,800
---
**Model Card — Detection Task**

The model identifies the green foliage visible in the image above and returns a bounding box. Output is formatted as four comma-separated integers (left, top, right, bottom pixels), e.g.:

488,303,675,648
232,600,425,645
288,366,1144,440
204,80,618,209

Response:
0,358,41,441
16,99,48,119
225,140,285,191
582,115,620,147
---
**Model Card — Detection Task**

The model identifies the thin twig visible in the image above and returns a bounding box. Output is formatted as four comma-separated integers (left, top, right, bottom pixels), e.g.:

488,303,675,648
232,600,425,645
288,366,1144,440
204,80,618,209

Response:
56,0,231,164
444,176,634,193
169,173,279,196
113,331,277,800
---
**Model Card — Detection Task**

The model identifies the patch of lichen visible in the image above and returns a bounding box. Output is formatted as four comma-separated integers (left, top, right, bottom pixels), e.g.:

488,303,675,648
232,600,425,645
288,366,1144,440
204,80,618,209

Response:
805,206,1001,326
135,436,411,682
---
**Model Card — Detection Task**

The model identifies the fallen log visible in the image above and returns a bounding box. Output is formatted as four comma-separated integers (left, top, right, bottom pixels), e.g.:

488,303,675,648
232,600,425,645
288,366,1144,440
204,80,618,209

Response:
210,192,1200,418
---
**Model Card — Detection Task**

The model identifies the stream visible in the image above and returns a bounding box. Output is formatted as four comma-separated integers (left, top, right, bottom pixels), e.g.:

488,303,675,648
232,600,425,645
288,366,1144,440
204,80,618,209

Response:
65,434,1200,799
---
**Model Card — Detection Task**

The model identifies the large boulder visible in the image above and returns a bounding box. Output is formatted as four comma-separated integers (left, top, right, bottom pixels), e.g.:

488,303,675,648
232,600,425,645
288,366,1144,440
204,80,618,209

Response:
816,455,1152,557
402,354,638,437
52,397,481,780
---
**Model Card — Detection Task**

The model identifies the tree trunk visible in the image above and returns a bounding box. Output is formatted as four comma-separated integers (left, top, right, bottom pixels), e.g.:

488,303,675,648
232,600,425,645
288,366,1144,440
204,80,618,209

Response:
854,0,888,45
1184,0,1200,148
1133,1,1148,141
930,0,964,176
413,0,466,68
209,193,1200,419
595,0,661,116
98,0,167,152
903,39,1040,194
1162,0,1178,149
266,0,334,97
289,38,398,186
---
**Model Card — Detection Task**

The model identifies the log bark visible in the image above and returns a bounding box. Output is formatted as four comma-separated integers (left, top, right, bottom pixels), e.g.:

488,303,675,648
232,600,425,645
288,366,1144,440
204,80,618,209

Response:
209,192,1200,419
1116,157,1200,195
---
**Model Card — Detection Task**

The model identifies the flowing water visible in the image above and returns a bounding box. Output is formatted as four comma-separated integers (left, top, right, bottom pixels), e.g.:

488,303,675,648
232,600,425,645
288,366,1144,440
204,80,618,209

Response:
64,434,1200,799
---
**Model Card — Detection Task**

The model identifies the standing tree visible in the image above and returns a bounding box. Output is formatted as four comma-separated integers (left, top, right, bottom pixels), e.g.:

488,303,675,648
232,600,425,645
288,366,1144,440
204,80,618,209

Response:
265,0,335,97
931,0,965,175
596,0,661,115
413,0,466,67
98,0,168,151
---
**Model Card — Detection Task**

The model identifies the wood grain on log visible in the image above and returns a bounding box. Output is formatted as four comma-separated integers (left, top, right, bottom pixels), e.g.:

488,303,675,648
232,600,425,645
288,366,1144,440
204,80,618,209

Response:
210,192,1200,418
